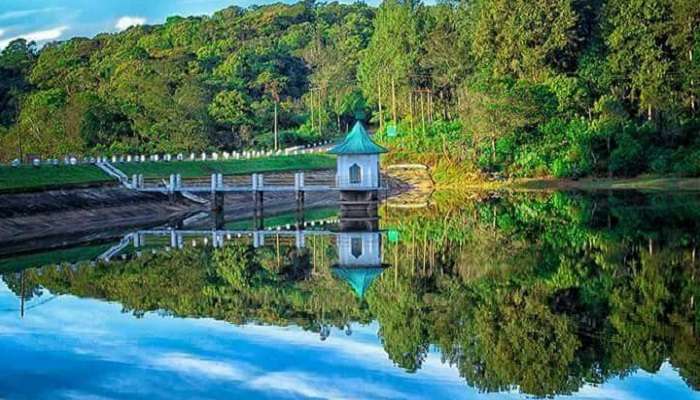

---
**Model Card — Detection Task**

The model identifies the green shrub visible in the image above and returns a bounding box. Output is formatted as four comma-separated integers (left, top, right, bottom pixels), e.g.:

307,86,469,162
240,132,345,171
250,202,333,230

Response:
212,243,259,290
671,149,700,176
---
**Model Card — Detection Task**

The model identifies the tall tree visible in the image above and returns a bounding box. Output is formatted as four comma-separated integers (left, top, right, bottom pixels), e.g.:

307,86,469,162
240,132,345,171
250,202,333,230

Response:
359,0,424,125
0,39,36,127
470,0,580,82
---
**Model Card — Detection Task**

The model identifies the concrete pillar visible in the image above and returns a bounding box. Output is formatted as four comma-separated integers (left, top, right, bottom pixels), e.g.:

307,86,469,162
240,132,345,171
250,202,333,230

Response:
295,230,305,249
296,190,305,229
170,231,177,248
254,191,264,230
212,209,224,230
168,174,176,202
253,232,261,248
211,173,224,213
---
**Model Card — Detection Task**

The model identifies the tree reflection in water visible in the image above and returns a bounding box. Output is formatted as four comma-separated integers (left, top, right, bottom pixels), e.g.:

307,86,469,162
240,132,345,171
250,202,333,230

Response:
3,191,699,397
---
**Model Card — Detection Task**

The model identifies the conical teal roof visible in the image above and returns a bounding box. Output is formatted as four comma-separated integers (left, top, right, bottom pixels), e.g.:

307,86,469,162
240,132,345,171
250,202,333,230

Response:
328,122,388,155
332,267,384,299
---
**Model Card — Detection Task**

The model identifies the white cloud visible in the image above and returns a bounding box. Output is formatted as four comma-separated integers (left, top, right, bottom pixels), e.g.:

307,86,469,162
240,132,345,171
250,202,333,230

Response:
250,372,347,399
151,351,412,400
0,8,63,21
0,26,68,49
23,26,68,42
151,352,250,381
250,372,411,400
115,16,146,31
0,29,5,38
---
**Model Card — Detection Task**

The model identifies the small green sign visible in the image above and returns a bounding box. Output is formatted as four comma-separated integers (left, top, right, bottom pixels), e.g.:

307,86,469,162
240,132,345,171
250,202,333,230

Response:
387,229,400,243
387,124,398,138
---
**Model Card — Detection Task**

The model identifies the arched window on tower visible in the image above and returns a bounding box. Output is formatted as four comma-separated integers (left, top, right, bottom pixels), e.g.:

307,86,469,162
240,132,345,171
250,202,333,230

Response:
351,237,363,258
349,163,361,184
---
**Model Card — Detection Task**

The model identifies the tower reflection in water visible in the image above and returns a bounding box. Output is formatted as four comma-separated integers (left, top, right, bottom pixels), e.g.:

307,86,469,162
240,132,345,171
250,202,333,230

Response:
100,201,386,340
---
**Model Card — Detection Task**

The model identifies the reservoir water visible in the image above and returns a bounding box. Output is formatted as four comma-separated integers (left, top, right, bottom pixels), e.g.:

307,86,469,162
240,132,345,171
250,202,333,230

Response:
1,190,699,399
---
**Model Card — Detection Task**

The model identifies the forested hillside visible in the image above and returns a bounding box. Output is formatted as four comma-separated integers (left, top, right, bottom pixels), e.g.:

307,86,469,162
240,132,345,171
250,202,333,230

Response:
0,0,698,178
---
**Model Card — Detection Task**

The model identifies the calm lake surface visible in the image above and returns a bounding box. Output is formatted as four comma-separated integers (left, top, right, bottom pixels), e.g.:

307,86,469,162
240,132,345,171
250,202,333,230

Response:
1,190,699,399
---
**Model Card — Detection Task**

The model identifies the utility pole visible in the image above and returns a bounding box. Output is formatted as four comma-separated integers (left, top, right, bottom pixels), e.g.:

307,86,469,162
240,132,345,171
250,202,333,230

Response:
391,77,397,123
378,82,384,131
409,89,414,132
274,101,278,151
20,270,25,319
310,89,315,133
17,130,23,162
318,86,323,137
420,89,426,135
428,89,434,123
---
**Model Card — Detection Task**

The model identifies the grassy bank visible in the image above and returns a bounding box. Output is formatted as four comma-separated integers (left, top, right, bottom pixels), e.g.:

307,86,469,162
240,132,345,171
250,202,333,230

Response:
0,154,335,193
431,168,700,192
118,154,335,178
388,159,700,193
0,164,113,193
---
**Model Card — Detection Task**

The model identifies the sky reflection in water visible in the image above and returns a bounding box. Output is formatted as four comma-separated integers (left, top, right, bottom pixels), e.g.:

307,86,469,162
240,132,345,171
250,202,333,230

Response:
0,283,696,399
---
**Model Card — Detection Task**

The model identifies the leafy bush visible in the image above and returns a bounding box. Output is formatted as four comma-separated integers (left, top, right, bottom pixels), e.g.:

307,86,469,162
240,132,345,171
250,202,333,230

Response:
212,243,259,290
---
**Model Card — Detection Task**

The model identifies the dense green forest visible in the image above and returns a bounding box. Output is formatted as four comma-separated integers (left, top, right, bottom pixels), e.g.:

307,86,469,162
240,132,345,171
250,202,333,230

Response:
0,0,698,179
5,191,699,396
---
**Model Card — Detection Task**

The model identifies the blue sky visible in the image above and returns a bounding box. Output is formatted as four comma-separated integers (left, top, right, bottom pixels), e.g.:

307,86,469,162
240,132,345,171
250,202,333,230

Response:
0,0,332,50
1,281,699,400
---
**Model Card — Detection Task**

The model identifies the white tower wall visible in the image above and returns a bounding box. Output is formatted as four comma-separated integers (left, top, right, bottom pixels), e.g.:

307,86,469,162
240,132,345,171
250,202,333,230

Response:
336,154,380,189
